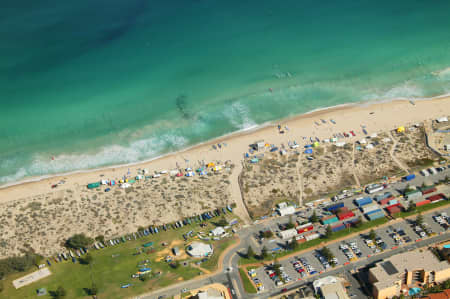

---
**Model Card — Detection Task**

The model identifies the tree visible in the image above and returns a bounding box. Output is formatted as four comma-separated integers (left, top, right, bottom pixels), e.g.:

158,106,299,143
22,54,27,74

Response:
53,286,67,299
417,212,425,226
247,246,255,259
80,254,93,265
33,254,44,267
262,230,273,238
325,225,332,238
286,217,295,229
321,247,334,261
416,214,424,226
310,211,319,223
369,229,377,241
261,246,268,259
65,234,93,249
290,237,298,251
273,259,282,277
407,201,416,212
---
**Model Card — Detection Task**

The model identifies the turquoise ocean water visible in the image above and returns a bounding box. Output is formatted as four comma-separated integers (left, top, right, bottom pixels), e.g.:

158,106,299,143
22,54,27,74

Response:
1,0,450,184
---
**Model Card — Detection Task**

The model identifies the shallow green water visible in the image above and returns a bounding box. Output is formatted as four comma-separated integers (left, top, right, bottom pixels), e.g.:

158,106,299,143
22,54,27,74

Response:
1,0,450,183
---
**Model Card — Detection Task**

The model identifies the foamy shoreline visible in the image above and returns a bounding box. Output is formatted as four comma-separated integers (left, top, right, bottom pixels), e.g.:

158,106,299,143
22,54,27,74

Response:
1,95,449,202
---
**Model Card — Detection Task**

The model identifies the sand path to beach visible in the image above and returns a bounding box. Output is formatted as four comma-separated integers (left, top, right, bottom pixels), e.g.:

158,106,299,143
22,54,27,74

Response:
388,131,410,173
351,142,361,187
230,162,251,224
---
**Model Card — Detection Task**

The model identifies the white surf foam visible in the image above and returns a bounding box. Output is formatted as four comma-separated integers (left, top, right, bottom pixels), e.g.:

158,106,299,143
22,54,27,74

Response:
0,133,188,185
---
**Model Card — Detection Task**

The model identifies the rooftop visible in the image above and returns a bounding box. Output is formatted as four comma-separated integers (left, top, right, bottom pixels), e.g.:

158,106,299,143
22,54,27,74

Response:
370,249,450,290
313,276,350,299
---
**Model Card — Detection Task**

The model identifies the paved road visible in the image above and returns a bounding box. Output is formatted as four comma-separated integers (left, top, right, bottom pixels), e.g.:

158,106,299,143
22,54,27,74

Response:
140,167,449,299
141,213,449,299
260,232,450,299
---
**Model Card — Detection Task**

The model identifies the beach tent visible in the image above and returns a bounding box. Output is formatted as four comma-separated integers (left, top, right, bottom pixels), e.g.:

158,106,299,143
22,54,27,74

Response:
396,126,405,133
250,158,259,163
313,141,320,147
199,170,207,175
207,162,215,168
196,167,204,172
120,183,131,189
437,117,448,123
176,172,183,177
358,139,367,144
304,149,313,154
213,166,222,172
331,137,338,142
304,144,312,148
101,179,108,185
366,144,374,150
185,171,195,177
109,180,116,186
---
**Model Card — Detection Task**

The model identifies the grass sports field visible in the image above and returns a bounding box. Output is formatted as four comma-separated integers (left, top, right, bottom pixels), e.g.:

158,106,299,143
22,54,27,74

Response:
2,215,239,299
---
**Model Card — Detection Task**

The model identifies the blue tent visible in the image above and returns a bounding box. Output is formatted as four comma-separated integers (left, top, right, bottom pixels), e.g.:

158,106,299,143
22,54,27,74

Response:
304,149,313,154
304,144,312,148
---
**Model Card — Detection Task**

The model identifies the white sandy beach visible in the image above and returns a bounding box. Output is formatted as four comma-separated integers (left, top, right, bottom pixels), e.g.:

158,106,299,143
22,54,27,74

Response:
0,97,448,257
2,97,449,203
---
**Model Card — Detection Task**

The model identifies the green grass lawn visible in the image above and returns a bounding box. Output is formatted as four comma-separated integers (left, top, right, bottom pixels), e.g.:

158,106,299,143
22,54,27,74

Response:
1,217,239,299
238,268,256,294
394,200,450,219
201,238,236,272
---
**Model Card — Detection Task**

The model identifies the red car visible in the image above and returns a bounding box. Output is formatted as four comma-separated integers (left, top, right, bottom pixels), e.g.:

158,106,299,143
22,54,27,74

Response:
343,132,349,137
350,130,356,136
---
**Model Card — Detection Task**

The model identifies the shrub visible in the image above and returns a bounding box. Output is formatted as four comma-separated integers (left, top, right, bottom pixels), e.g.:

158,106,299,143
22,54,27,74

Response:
0,252,41,279
65,234,93,249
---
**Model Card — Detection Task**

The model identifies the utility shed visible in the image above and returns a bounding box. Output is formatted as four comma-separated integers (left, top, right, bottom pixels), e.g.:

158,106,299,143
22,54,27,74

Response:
278,228,298,240
277,206,296,216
